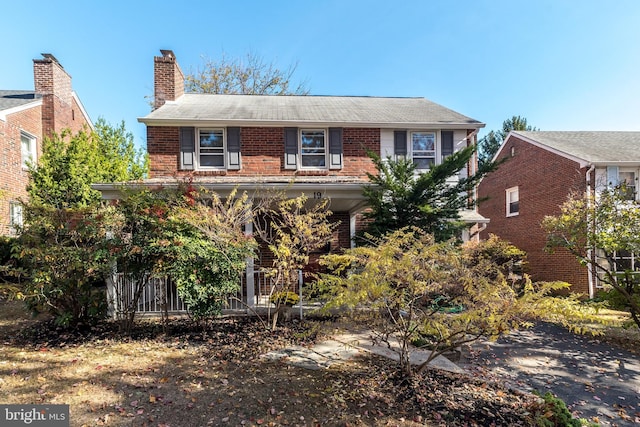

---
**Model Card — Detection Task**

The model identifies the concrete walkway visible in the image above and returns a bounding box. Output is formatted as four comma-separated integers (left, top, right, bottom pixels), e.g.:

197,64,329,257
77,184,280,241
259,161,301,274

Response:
262,330,463,373
264,323,640,425
463,322,640,426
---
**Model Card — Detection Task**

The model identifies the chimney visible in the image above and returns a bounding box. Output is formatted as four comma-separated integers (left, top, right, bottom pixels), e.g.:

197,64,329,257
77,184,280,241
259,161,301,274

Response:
33,53,73,136
154,49,184,110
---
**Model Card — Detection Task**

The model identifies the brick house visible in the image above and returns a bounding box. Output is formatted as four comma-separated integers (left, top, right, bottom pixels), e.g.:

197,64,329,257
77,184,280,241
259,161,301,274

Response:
477,130,640,298
0,54,92,234
96,49,487,312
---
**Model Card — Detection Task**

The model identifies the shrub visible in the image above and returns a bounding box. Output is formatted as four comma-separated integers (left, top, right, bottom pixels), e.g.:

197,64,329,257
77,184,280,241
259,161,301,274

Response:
270,291,300,307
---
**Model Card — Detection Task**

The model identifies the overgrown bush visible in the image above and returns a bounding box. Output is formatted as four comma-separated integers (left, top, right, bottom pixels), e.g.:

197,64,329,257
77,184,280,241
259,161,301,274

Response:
16,205,110,326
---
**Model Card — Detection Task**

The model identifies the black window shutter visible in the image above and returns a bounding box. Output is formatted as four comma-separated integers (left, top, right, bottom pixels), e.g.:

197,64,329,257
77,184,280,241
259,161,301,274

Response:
180,127,195,170
284,127,298,169
227,127,241,170
329,127,343,169
394,130,407,156
441,131,454,160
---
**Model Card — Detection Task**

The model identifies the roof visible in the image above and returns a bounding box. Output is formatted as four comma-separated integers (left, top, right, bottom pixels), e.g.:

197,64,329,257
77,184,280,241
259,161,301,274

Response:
0,90,41,112
139,94,484,129
509,131,640,166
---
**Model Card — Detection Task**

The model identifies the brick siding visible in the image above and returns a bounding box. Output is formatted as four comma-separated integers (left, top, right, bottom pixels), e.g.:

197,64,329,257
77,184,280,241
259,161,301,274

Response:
477,135,591,294
1,56,91,235
147,126,380,179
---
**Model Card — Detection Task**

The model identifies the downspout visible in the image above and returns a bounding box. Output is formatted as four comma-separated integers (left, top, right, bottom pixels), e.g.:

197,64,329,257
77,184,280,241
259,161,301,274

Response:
585,164,596,299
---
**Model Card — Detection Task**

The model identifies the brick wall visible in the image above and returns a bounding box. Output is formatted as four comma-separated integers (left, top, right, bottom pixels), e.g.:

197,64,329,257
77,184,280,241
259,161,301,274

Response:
147,126,380,179
1,55,91,235
477,136,590,293
0,106,42,234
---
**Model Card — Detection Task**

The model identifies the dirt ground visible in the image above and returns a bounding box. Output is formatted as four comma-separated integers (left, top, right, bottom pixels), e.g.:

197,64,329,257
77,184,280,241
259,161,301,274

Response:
1,301,636,427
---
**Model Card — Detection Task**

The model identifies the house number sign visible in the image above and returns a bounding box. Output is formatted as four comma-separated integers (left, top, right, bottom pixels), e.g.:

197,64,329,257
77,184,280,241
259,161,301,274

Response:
313,191,323,199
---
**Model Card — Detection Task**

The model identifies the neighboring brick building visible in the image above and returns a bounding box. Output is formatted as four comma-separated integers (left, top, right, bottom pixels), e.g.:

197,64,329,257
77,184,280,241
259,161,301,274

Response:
0,54,92,234
478,131,640,297
96,49,487,312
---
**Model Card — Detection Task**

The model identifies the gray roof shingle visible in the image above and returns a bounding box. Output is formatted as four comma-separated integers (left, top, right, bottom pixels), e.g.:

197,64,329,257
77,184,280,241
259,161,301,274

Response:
512,131,640,164
0,90,40,112
140,94,484,128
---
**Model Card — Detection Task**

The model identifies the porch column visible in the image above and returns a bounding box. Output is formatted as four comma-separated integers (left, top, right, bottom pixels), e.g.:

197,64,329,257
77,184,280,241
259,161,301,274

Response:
245,220,255,308
350,212,357,249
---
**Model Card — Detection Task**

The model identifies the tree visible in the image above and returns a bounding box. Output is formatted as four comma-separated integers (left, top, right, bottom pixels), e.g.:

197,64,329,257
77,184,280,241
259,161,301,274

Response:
317,228,609,376
254,193,338,328
478,115,537,166
185,51,309,95
14,121,148,326
543,188,640,329
167,187,257,322
361,146,497,242
27,119,147,209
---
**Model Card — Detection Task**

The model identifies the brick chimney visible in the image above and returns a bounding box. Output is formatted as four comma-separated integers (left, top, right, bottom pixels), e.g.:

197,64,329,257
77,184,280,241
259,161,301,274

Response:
33,53,73,137
154,49,184,110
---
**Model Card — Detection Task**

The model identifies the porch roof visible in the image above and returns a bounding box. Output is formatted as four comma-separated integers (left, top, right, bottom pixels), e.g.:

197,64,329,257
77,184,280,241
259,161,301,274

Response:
93,176,370,213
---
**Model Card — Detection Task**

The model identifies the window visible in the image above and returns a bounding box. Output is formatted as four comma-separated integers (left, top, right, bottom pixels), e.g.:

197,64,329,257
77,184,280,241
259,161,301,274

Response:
410,132,436,169
300,129,326,168
198,129,225,168
618,170,637,201
10,202,23,232
21,132,36,169
506,186,519,216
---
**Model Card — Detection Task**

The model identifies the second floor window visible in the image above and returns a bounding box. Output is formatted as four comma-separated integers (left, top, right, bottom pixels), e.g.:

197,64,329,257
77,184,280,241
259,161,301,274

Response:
410,132,436,169
21,132,36,169
198,129,225,168
300,129,326,168
618,170,637,201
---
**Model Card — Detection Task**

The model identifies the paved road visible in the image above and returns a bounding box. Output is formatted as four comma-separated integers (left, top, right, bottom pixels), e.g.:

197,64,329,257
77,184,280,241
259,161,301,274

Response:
462,322,640,426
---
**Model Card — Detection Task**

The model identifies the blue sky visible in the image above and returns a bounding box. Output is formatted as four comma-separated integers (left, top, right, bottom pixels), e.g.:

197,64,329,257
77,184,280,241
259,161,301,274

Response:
2,0,639,149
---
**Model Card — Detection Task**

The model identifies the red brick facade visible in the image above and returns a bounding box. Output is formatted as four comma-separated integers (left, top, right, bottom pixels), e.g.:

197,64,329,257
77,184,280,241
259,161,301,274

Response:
147,126,379,179
1,55,91,235
477,135,591,294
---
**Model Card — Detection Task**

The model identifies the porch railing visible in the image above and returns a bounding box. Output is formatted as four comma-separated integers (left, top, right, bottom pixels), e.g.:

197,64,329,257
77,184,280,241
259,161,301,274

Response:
110,269,303,316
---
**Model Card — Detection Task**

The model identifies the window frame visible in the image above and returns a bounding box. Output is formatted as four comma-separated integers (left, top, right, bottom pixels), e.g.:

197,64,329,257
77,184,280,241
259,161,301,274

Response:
299,128,328,169
9,201,23,233
20,131,37,170
409,131,437,170
197,128,226,170
506,186,519,217
618,168,638,201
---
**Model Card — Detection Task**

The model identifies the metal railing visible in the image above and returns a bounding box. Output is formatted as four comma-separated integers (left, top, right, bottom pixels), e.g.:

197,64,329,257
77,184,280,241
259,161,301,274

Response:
111,269,304,315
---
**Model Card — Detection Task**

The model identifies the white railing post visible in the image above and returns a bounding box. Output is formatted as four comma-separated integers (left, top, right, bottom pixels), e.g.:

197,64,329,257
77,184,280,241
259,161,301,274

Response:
245,220,255,308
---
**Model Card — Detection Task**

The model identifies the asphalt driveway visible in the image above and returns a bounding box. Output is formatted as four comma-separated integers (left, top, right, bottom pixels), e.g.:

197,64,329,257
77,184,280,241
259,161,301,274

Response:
463,322,640,426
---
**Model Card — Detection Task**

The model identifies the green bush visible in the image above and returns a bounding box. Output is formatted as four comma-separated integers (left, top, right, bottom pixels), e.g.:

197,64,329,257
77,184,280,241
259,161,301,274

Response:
531,391,585,427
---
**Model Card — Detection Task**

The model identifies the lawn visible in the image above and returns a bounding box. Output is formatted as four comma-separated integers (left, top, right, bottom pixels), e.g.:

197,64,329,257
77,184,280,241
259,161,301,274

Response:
1,300,637,426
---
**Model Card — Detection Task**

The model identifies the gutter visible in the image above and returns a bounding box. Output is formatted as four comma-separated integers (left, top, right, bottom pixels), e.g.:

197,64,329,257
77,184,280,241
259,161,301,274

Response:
585,164,596,299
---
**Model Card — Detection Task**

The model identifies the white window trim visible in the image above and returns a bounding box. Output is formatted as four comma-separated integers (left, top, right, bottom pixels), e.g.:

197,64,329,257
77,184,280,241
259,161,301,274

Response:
409,130,438,170
10,201,23,233
506,186,519,217
196,128,226,170
618,168,638,201
21,130,37,170
299,128,328,170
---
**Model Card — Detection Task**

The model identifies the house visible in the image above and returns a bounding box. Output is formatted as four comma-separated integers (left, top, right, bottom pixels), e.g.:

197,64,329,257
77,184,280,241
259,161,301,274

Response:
0,54,92,235
477,130,640,298
96,49,487,312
